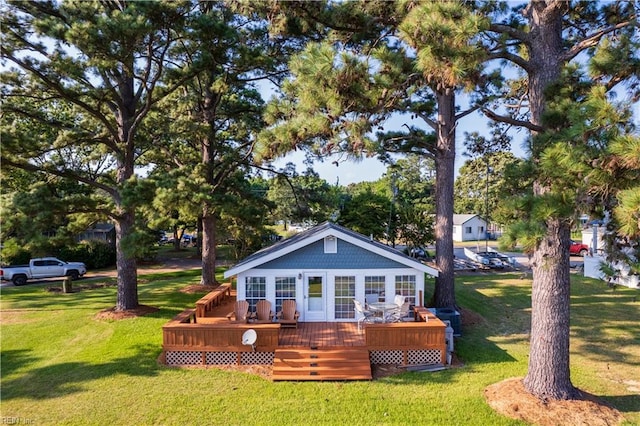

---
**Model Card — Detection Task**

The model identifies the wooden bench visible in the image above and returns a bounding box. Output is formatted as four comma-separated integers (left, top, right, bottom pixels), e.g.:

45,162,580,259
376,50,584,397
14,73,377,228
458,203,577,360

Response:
195,283,232,317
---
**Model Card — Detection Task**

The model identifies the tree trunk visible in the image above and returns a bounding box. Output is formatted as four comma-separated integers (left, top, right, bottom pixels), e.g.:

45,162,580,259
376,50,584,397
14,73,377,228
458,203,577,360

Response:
196,214,203,257
430,89,456,308
524,218,576,399
522,0,577,400
200,209,217,286
172,226,181,251
114,210,138,311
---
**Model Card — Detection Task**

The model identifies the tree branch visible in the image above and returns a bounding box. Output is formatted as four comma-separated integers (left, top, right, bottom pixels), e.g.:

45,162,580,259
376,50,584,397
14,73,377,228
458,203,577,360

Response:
481,107,544,133
455,104,481,122
488,23,528,43
1,157,118,198
3,51,122,152
487,50,531,72
560,20,636,63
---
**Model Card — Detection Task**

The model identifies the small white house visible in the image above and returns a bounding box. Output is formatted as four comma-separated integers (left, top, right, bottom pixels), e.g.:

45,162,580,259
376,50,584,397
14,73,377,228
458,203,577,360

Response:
452,214,487,242
223,222,439,322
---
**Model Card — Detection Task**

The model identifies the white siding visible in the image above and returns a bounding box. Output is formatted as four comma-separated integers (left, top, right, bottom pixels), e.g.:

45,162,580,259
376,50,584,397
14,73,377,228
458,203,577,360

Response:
236,268,425,322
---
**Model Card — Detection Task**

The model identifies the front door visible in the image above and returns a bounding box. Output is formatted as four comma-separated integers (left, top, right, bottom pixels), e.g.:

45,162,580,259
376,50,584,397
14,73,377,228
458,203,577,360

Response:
304,273,326,321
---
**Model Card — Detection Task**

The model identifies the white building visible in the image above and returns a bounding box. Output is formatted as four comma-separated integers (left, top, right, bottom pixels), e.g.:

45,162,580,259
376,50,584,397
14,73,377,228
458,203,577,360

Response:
452,214,487,242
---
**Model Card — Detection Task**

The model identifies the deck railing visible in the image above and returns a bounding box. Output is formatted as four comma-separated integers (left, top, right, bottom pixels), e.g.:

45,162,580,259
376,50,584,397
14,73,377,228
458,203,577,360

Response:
163,319,280,352
162,308,447,367
194,283,232,317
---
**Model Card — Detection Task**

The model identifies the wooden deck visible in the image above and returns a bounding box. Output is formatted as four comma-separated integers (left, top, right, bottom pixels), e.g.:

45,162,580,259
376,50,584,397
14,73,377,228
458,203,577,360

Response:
161,286,447,380
278,322,365,348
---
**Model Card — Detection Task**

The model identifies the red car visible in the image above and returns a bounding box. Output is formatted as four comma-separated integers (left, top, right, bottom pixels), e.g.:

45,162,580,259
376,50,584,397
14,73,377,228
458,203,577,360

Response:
569,240,588,256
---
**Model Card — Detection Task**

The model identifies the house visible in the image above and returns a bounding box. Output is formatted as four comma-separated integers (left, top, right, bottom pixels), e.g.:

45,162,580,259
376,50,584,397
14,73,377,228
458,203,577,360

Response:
452,214,487,242
76,223,115,245
223,222,439,322
162,222,447,378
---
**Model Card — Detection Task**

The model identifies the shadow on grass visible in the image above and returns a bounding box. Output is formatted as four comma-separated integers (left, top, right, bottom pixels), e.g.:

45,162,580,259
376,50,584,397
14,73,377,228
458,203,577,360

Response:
568,280,640,367
425,274,532,364
601,394,640,415
0,349,42,378
1,344,161,401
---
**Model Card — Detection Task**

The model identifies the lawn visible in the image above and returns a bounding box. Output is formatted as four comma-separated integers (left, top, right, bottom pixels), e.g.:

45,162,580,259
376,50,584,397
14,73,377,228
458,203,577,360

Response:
1,271,638,425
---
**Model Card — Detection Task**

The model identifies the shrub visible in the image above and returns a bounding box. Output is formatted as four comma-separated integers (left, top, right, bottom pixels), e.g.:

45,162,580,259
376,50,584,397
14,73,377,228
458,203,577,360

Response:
0,239,32,266
57,240,116,269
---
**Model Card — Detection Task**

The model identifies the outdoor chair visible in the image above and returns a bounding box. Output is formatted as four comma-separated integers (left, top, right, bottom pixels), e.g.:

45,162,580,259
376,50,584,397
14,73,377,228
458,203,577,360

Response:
389,302,412,322
353,299,379,332
251,300,274,323
226,300,249,323
394,294,406,307
276,299,300,328
365,293,379,305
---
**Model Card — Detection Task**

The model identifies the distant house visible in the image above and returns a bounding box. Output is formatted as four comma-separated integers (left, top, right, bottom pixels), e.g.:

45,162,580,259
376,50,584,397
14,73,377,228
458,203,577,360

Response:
224,222,439,322
452,214,487,242
76,223,115,245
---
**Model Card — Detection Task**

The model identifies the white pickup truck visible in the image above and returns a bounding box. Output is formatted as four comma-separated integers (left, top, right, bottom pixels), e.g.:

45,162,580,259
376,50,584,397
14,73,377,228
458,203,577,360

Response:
0,257,87,286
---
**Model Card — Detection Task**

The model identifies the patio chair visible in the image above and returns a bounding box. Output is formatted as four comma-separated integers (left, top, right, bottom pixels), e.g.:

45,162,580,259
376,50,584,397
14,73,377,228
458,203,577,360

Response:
251,300,274,323
365,293,379,305
394,294,406,307
276,299,299,328
389,302,413,322
226,300,249,323
353,299,379,332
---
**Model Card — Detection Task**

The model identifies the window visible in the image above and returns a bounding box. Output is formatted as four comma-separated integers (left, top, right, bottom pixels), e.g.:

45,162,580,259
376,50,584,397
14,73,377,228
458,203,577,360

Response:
334,276,355,319
479,226,485,234
275,276,296,313
365,276,386,302
395,275,416,306
465,226,472,234
245,276,266,313
324,235,337,253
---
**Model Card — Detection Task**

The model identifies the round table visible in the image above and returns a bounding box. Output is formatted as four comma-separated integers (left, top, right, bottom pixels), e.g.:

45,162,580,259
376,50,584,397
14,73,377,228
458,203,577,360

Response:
368,302,400,322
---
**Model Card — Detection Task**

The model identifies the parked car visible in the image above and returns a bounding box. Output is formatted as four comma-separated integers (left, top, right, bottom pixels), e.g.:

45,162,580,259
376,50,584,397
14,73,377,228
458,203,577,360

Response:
0,257,87,286
409,247,432,261
476,251,507,269
478,250,516,266
569,240,589,256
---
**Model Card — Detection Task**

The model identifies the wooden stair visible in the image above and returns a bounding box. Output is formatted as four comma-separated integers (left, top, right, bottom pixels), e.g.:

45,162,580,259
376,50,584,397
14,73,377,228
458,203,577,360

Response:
273,347,372,381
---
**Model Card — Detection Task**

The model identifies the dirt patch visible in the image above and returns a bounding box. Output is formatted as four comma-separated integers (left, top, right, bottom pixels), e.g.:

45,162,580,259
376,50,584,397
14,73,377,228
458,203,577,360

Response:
485,378,624,426
459,306,486,326
181,284,219,294
95,305,159,320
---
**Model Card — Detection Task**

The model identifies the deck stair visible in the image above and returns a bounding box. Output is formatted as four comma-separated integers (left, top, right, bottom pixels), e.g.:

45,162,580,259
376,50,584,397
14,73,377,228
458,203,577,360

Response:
273,347,372,381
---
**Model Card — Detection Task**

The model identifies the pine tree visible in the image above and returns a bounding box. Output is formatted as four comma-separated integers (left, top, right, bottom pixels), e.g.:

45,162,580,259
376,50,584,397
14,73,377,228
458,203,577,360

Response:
2,1,192,310
483,0,638,400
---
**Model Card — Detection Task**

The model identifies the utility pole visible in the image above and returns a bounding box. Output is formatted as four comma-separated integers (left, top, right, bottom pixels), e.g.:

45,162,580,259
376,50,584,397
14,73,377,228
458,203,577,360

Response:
485,155,490,252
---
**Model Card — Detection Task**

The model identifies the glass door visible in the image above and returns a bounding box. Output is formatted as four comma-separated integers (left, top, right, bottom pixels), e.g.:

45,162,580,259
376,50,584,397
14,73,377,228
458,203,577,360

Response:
304,273,326,321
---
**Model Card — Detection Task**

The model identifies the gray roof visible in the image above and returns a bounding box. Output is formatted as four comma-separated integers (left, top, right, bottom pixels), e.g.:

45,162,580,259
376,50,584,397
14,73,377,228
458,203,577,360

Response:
453,214,484,226
224,221,439,278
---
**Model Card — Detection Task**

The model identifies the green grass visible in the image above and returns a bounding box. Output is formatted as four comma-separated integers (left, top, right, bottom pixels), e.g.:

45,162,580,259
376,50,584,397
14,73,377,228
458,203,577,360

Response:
1,272,638,425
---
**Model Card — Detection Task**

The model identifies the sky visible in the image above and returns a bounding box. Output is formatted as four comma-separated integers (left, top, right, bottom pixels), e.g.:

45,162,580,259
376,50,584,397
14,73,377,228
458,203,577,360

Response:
272,108,530,185
273,96,640,186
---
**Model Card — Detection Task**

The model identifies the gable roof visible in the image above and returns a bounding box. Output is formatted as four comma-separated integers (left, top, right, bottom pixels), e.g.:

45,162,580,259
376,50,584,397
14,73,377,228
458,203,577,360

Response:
453,214,485,226
224,222,439,278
